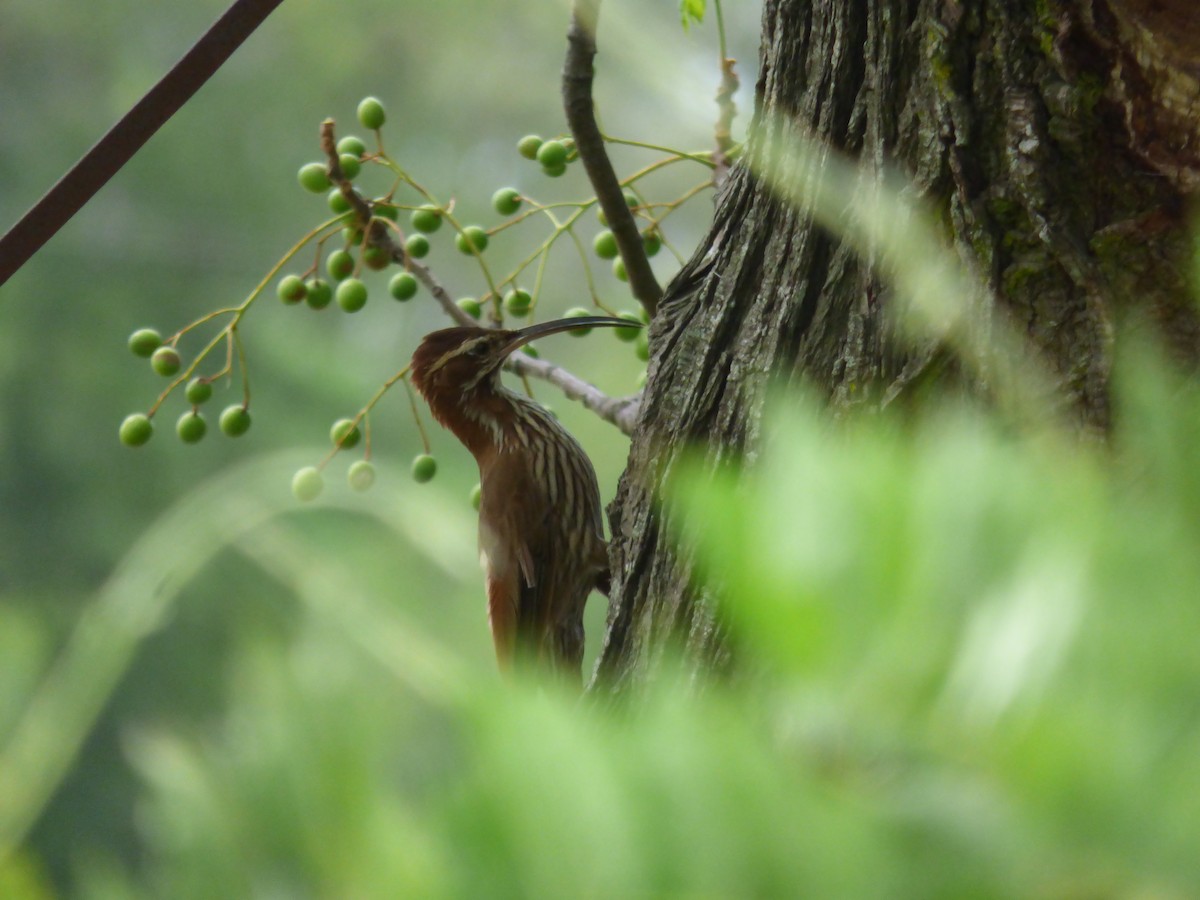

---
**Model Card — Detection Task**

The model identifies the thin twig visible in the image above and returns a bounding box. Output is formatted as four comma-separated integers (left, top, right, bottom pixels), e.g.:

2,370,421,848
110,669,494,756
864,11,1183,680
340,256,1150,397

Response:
563,0,662,318
508,352,641,435
713,57,739,188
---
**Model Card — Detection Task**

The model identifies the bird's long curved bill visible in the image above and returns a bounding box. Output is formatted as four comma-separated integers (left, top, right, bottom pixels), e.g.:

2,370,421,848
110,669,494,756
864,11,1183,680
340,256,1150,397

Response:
501,316,640,354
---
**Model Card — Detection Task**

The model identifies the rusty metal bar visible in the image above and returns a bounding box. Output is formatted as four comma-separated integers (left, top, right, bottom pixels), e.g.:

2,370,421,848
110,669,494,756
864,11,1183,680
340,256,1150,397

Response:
0,0,285,287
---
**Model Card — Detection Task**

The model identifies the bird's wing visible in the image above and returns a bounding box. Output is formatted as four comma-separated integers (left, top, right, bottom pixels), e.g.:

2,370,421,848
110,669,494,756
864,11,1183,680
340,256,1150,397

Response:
478,454,552,671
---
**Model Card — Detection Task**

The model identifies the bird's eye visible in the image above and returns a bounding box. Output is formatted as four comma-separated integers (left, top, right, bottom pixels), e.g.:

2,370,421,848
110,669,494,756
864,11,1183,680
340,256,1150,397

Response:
467,340,489,358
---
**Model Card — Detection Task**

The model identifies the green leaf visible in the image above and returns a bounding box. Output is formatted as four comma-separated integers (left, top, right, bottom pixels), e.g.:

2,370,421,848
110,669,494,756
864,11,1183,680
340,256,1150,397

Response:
680,0,706,29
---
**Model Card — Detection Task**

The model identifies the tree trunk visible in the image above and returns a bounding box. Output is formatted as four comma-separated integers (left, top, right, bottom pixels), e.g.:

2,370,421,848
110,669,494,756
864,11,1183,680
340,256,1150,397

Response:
593,0,1200,692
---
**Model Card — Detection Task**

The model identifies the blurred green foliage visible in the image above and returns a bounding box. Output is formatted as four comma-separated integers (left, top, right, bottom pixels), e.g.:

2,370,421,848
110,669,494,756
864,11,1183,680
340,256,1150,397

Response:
6,346,1199,897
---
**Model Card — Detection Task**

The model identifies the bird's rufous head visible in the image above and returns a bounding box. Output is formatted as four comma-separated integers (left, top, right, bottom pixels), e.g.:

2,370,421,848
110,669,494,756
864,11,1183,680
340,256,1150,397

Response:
410,316,636,400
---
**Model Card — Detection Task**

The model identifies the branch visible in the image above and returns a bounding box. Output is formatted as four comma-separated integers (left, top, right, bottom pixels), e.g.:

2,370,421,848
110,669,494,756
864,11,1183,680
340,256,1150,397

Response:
712,57,739,189
563,0,663,318
507,353,641,436
0,0,285,288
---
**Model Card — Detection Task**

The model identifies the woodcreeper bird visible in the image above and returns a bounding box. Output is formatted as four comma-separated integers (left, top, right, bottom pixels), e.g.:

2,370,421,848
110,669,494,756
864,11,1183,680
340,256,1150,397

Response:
410,315,634,682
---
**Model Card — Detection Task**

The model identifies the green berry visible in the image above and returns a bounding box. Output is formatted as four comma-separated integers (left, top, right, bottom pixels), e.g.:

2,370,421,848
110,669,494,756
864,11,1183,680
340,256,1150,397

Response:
150,346,182,377
564,307,594,336
277,274,307,304
292,466,324,502
347,460,376,492
338,153,361,180
363,245,390,270
372,200,399,221
615,310,643,342
327,249,355,281
635,329,650,361
536,139,568,169
593,230,618,260
561,137,577,160
623,189,640,208
405,234,430,259
517,134,543,160
597,208,608,226
613,257,628,282
389,272,419,301
455,226,489,255
119,413,153,447
337,135,367,158
297,162,330,193
306,278,333,310
343,225,365,246
357,96,386,130
336,278,368,312
503,288,532,317
469,483,482,510
185,377,213,405
541,161,567,178
330,417,362,449
328,188,352,214
411,454,437,483
176,410,207,444
457,297,482,319
410,205,442,233
128,327,162,358
219,405,251,437
642,229,662,257
492,187,522,216
521,343,539,359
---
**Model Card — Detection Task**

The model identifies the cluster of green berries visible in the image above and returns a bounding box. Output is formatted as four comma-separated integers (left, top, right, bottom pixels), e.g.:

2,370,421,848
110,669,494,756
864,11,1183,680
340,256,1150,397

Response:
120,328,252,447
290,96,524,315
124,98,655,504
517,134,578,178
288,98,418,315
590,190,662,284
515,134,662,286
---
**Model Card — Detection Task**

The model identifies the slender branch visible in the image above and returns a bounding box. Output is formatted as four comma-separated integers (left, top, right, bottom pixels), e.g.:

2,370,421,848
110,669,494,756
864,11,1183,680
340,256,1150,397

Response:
407,258,477,327
508,353,641,435
0,0,285,287
563,0,662,318
713,57,739,188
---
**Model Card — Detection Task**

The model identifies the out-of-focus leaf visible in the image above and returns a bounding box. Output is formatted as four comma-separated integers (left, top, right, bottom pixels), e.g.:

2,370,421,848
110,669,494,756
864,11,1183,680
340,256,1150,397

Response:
680,0,706,29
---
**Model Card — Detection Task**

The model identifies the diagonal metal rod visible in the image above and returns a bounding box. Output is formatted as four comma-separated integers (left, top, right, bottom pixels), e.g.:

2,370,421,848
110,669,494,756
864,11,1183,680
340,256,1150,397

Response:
0,0,285,288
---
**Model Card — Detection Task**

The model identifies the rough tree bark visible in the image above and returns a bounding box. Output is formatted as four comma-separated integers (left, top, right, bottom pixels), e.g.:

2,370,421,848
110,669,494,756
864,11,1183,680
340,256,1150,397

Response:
593,0,1200,692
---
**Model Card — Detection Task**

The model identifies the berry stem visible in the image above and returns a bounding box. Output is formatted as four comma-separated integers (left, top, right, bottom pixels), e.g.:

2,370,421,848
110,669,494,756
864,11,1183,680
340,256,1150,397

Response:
149,214,338,415
233,327,251,408
315,366,412,471
530,246,551,318
600,135,717,169
402,376,432,455
562,224,614,313
497,204,589,310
